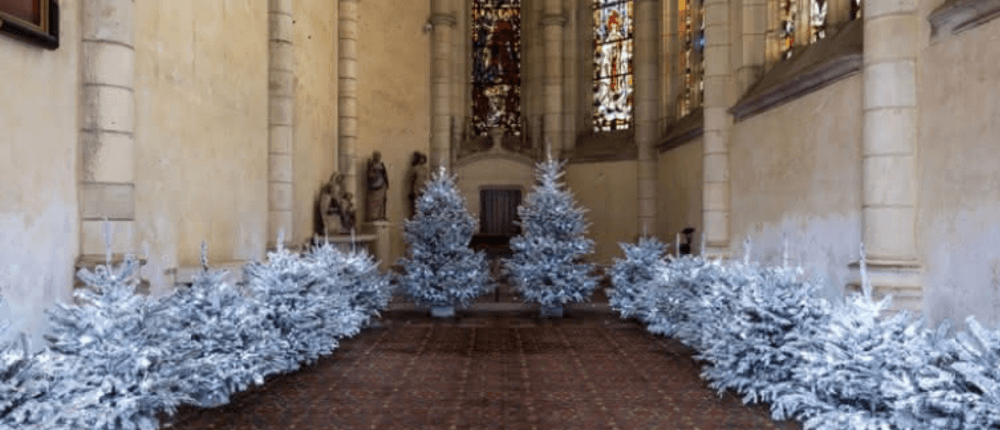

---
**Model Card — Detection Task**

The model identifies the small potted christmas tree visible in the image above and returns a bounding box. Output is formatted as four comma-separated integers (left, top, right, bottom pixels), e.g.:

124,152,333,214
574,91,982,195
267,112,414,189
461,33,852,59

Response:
395,167,493,317
505,155,598,317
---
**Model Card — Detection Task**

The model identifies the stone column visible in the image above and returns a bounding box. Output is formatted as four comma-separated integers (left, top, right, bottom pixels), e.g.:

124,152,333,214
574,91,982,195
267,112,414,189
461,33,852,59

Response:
430,0,455,171
561,1,578,155
702,0,733,256
451,0,464,162
853,0,922,311
541,0,565,157
636,0,659,235
738,0,766,94
339,0,359,200
269,0,295,247
80,0,136,258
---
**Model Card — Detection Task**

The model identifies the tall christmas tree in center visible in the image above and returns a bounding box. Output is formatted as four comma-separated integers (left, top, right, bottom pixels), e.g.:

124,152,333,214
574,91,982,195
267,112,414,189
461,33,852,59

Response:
505,155,598,314
395,167,493,313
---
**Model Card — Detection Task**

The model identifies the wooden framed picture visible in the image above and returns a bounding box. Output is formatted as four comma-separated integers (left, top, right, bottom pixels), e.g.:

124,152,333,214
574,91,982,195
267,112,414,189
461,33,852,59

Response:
0,0,59,49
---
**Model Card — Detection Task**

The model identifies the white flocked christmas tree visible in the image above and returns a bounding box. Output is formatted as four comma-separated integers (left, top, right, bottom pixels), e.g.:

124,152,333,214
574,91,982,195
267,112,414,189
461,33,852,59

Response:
395,167,493,310
505,155,598,310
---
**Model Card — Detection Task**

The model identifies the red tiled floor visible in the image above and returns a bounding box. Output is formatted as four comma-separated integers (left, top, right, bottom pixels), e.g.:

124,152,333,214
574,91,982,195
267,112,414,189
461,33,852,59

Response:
163,309,802,430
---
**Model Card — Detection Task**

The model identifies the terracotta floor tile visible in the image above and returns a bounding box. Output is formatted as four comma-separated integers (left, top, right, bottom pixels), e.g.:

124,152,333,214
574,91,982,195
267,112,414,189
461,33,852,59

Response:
164,309,801,430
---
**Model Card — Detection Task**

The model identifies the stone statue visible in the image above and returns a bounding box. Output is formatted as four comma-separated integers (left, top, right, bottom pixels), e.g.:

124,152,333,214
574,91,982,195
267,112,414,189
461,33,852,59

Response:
366,150,388,221
319,172,356,235
408,151,429,217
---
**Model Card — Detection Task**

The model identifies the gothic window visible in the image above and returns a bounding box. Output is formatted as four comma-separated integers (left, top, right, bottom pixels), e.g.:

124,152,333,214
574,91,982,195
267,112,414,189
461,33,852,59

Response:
472,0,522,136
593,0,634,132
810,0,828,42
677,0,704,117
851,0,862,20
778,0,797,59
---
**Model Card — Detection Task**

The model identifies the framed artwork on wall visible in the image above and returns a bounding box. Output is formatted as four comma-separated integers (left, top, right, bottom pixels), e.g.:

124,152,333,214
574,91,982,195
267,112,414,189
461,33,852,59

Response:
0,0,59,49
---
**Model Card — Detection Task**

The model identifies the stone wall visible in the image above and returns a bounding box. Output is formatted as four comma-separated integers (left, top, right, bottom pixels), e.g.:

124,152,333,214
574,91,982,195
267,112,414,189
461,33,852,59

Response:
356,0,432,265
729,75,863,301
294,2,340,245
0,0,80,346
656,138,704,251
918,7,1000,326
565,161,639,264
134,0,270,295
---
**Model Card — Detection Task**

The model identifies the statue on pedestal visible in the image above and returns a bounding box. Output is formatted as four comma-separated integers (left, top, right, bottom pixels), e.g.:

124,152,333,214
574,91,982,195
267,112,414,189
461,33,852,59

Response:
366,150,388,221
408,151,429,217
319,172,356,236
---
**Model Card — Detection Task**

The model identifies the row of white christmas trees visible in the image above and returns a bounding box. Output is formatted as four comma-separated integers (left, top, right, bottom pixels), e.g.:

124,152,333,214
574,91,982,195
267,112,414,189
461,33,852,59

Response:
606,236,1000,430
396,155,598,314
0,235,393,429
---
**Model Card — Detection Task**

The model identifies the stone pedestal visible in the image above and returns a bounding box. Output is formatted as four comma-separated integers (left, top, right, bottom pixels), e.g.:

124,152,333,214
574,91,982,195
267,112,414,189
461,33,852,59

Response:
431,305,455,318
365,221,392,269
312,233,376,255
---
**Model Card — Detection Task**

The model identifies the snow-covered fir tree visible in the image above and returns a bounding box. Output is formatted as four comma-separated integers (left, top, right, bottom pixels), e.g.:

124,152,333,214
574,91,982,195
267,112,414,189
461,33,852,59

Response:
153,243,293,408
5,254,187,430
395,167,493,308
505,156,598,307
0,298,52,426
242,239,351,367
309,242,393,324
608,236,669,322
697,263,833,408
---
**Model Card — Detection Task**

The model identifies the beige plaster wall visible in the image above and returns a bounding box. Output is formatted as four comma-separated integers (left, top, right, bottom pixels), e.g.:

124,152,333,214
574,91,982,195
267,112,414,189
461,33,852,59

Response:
918,13,1000,327
0,1,80,345
294,2,339,245
729,76,862,301
565,161,639,265
356,0,432,266
657,138,704,251
134,0,269,294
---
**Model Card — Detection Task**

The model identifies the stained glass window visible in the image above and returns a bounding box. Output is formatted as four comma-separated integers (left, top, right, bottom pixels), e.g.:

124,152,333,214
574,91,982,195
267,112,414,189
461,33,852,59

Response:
779,0,796,60
593,0,634,132
677,0,704,118
810,0,828,42
472,0,521,136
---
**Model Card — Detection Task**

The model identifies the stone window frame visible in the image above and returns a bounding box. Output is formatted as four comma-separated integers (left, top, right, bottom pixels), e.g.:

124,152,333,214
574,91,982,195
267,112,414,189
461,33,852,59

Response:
928,0,1000,38
728,0,859,121
0,0,58,49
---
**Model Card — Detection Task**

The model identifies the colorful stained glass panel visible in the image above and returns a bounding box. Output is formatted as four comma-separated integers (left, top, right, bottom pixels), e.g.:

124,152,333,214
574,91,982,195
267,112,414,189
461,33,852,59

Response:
472,0,521,136
779,0,796,59
593,75,633,131
810,0,828,42
593,0,634,132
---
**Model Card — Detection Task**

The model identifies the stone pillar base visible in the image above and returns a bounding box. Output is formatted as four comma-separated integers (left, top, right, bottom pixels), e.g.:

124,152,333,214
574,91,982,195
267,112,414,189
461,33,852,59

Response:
365,221,392,269
847,259,923,314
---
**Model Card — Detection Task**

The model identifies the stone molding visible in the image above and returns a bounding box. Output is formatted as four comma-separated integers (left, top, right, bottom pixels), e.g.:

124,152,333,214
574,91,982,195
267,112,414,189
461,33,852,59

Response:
729,19,862,122
568,130,637,163
929,0,1000,37
656,109,704,152
429,13,457,27
540,13,568,27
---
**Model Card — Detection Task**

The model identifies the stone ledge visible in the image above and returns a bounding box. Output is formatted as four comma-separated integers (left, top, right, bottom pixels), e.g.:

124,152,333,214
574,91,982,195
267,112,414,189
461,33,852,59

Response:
657,109,704,152
929,0,1000,37
846,258,924,314
730,19,862,122
569,129,637,163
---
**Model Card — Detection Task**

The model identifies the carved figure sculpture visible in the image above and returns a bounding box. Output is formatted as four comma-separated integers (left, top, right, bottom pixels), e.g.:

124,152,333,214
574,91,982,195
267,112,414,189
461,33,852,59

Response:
319,172,356,235
366,151,389,221
408,151,430,217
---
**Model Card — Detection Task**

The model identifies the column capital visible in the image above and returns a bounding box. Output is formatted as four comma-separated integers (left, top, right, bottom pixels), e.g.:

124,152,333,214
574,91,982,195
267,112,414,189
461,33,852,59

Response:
540,13,568,27
429,13,457,27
